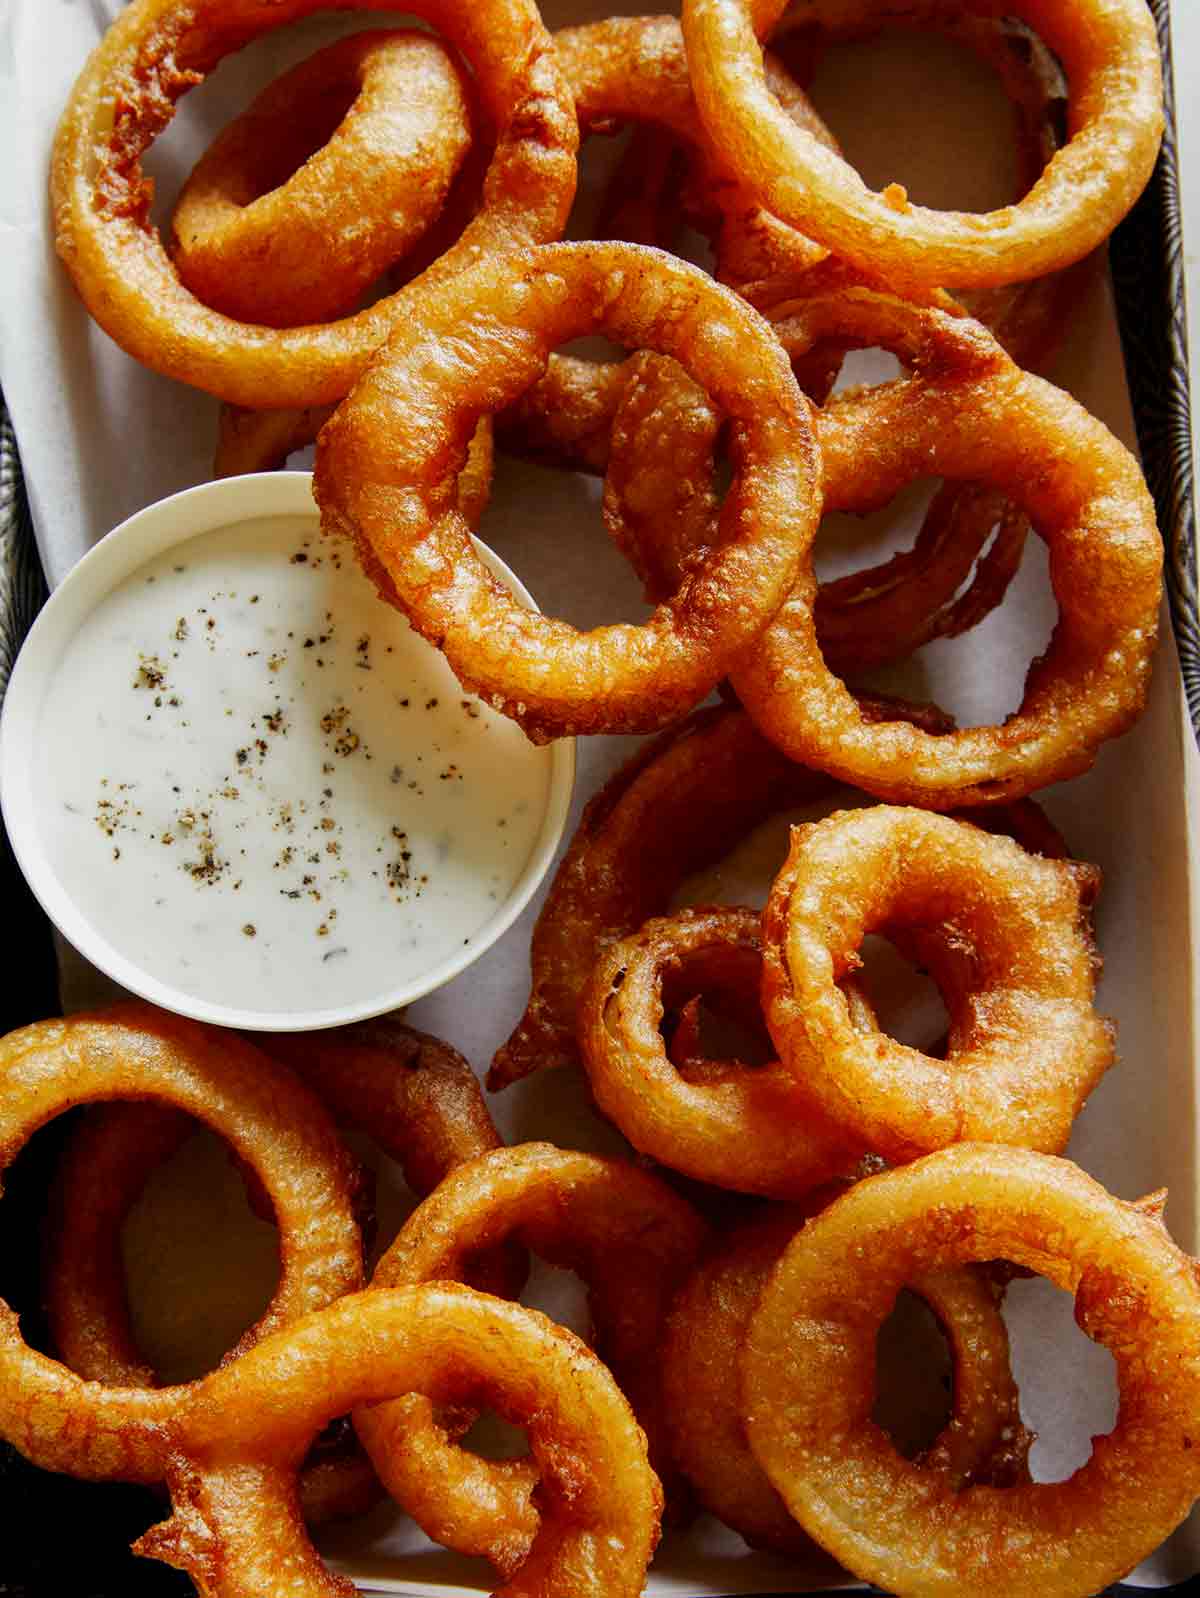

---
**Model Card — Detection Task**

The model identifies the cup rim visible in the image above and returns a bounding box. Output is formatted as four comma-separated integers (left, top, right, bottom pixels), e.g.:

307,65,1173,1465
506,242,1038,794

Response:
0,471,575,1031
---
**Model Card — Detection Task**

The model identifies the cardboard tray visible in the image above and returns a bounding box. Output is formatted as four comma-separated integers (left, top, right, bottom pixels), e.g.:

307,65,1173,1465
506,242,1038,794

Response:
1,0,1198,1594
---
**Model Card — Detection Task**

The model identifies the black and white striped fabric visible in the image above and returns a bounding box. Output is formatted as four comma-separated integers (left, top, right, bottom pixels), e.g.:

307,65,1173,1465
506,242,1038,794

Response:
1111,0,1200,736
0,403,46,706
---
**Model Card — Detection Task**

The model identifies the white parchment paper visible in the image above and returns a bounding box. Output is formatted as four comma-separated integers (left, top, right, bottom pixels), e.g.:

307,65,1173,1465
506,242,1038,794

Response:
1,0,1198,1590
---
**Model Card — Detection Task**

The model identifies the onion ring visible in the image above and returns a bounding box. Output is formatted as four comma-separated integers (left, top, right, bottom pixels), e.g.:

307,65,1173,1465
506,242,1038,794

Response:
579,906,861,1197
354,1143,708,1571
0,1005,363,1484
743,1147,1200,1596
663,1203,1030,1558
727,287,1162,805
680,0,1163,294
51,0,577,408
807,9,1105,373
577,791,1073,1188
758,2,1109,374
761,806,1113,1164
313,240,821,741
489,700,961,1092
45,1097,382,1525
134,1283,662,1598
42,1019,519,1523
171,31,474,328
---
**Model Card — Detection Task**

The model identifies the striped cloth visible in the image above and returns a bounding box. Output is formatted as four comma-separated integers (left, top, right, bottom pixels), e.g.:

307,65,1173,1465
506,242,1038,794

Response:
0,399,47,705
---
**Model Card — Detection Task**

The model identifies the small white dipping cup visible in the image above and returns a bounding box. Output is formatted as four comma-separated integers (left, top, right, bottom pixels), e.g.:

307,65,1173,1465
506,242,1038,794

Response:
0,472,575,1031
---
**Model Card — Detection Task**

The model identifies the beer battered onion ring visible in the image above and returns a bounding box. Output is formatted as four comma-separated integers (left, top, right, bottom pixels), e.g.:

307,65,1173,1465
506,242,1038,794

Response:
51,0,577,408
681,0,1163,294
44,1100,382,1526
489,697,1009,1092
755,4,1099,330
579,906,861,1198
663,1205,1030,1559
314,242,821,741
171,31,474,328
354,1143,708,1573
135,1284,662,1598
744,1147,1200,1596
579,796,1074,1186
44,1019,520,1526
727,288,1162,806
762,808,1113,1165
0,1006,363,1484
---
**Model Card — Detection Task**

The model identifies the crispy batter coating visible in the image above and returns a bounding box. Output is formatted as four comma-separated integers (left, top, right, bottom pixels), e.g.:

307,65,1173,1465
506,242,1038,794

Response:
681,0,1163,293
172,32,474,328
663,1203,1030,1557
355,1143,708,1572
761,807,1113,1163
744,1148,1200,1596
137,1284,662,1598
314,241,821,740
579,906,862,1197
729,288,1162,805
0,1005,363,1484
51,0,577,407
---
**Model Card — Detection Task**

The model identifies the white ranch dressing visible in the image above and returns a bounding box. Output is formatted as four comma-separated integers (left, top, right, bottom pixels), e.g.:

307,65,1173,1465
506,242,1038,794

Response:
37,514,551,1017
